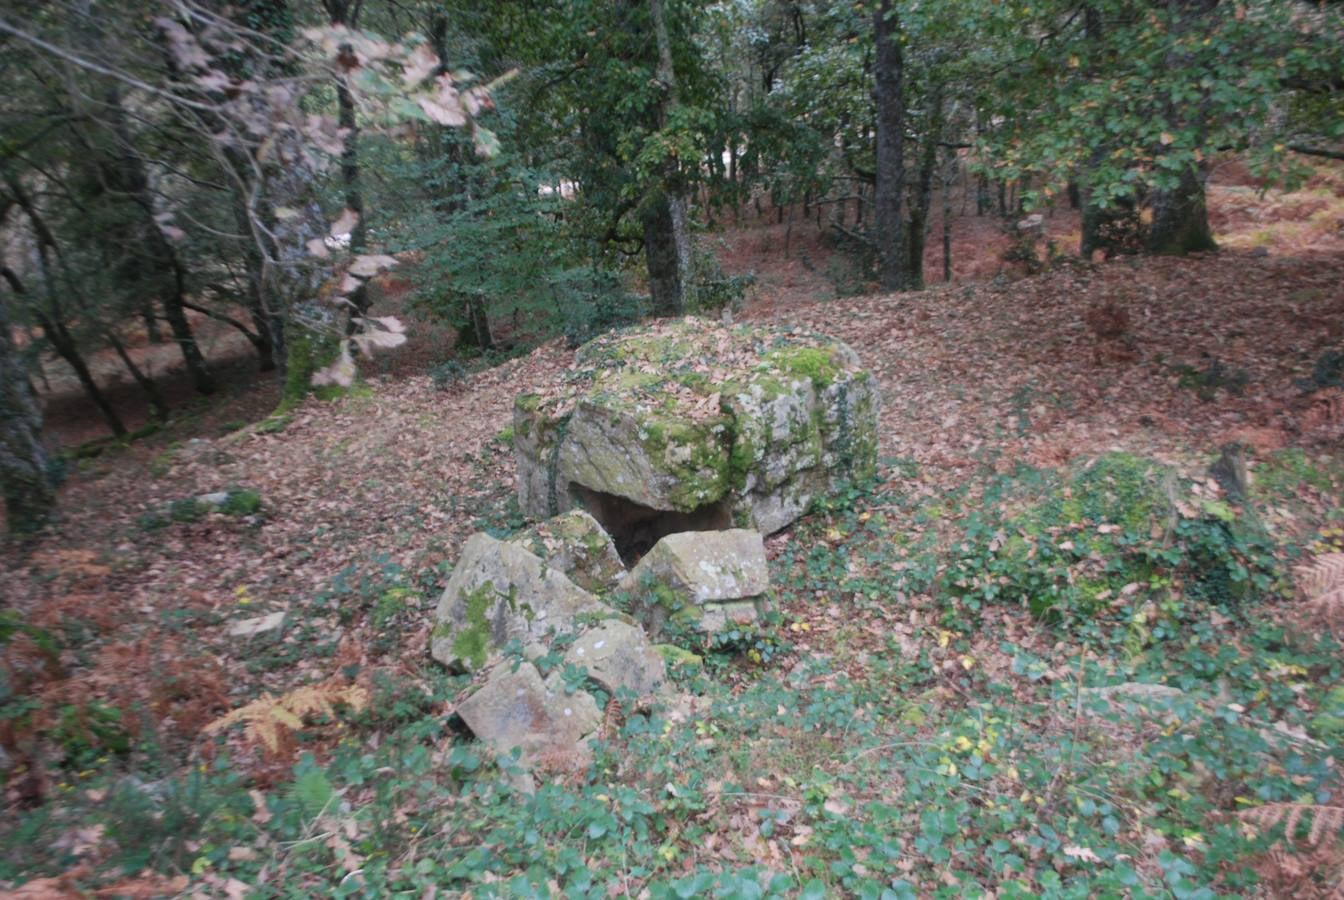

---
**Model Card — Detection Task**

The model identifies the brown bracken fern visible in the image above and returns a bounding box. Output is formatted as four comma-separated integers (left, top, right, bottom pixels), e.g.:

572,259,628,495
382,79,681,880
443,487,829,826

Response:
1297,552,1344,636
1241,803,1344,848
202,681,369,758
1239,804,1344,897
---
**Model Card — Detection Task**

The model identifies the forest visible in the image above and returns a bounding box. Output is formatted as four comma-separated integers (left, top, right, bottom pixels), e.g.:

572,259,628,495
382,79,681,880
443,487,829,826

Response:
1,0,1344,896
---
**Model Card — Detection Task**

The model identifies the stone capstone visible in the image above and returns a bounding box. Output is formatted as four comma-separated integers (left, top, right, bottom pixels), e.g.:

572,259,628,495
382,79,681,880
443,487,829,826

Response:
430,533,608,672
510,509,626,594
514,317,879,541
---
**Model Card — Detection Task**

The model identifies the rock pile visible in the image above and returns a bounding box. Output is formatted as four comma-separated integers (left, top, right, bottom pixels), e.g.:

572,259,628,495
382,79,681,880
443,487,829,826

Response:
430,319,880,786
431,512,768,783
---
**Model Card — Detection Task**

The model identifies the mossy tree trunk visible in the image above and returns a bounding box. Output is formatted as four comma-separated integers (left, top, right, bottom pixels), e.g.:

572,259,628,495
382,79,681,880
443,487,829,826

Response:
278,322,341,411
873,0,912,291
1146,163,1216,256
0,294,56,534
645,0,694,317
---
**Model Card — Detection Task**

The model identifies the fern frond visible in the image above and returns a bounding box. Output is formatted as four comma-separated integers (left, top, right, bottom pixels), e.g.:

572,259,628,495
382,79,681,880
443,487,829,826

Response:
1240,803,1344,847
202,681,368,756
1298,553,1344,599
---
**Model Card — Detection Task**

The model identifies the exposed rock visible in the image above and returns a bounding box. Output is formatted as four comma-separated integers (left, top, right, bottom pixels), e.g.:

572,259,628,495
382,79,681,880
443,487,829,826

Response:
564,620,668,698
431,533,609,672
618,529,770,635
621,529,768,603
699,599,766,632
454,661,601,769
228,611,285,638
514,318,879,553
198,491,230,507
510,509,625,594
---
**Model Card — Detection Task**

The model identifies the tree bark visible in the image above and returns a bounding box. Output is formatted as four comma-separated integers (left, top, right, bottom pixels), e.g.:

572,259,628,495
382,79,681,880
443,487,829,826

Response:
0,277,57,534
906,87,943,290
872,0,911,291
1147,163,1216,255
326,0,370,328
942,148,955,282
645,0,693,315
1145,0,1218,256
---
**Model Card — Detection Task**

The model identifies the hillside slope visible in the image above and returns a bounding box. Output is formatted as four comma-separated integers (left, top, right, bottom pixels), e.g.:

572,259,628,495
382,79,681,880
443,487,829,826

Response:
2,248,1343,896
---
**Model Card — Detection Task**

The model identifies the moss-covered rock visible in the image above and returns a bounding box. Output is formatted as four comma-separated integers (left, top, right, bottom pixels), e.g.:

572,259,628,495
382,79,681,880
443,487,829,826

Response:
510,509,626,594
618,529,770,637
430,533,610,672
514,317,880,534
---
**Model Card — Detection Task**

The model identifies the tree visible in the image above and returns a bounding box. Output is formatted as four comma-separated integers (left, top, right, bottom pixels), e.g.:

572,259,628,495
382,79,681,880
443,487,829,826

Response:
872,0,910,291
980,0,1344,256
0,266,56,535
0,0,494,411
645,0,694,315
480,0,724,318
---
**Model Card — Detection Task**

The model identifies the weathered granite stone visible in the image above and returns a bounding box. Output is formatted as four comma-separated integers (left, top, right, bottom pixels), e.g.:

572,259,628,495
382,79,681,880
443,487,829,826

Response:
455,661,601,768
563,620,668,698
510,509,626,594
699,599,766,632
514,317,879,538
619,529,769,604
617,529,770,636
431,533,608,672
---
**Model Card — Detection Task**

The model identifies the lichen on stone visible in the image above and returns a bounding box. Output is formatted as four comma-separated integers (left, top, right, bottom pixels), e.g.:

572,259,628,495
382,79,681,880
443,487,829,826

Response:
514,317,880,536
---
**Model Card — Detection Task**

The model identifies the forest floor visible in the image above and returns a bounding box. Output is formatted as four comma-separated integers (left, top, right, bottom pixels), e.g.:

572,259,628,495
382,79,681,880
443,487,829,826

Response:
3,157,1344,897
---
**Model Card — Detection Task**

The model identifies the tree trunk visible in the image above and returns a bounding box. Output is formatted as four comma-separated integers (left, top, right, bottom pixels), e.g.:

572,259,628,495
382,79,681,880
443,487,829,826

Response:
142,303,163,343
1147,163,1216,255
872,0,910,291
645,0,693,315
906,88,943,290
160,286,215,395
328,0,369,327
644,196,687,316
0,277,56,533
942,149,955,282
1145,0,1218,256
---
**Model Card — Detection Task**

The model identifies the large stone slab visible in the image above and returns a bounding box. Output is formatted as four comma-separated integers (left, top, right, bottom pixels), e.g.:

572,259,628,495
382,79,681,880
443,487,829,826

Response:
514,318,879,539
455,661,601,768
619,529,769,603
431,533,608,672
564,620,668,698
510,509,625,594
619,529,770,635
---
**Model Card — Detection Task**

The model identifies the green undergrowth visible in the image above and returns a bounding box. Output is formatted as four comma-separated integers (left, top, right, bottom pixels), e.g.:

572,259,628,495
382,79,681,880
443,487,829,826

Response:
4,449,1343,896
943,452,1283,625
